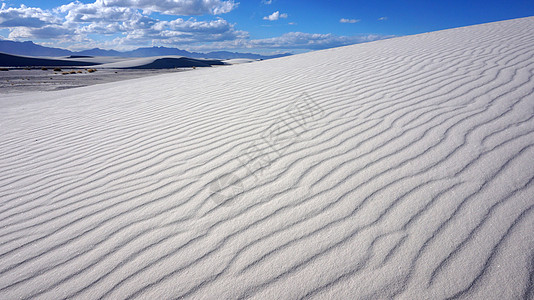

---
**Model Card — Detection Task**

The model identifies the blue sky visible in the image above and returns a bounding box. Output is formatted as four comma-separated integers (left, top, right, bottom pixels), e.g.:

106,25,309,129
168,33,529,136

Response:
0,0,533,54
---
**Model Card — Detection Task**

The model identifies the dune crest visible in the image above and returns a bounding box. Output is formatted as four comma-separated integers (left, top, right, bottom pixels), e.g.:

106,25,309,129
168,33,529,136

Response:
1,17,534,299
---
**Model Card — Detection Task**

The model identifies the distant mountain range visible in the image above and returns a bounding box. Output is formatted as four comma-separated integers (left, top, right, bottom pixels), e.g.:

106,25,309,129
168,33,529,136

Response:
0,40,291,60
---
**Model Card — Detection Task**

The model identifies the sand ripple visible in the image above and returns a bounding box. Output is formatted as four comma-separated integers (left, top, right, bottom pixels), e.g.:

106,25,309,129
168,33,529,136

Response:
1,17,534,299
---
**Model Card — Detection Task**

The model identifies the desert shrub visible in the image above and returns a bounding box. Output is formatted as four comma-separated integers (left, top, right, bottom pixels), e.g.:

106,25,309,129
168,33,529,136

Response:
69,71,77,74
54,68,62,72
41,67,48,71
0,68,8,71
87,69,97,73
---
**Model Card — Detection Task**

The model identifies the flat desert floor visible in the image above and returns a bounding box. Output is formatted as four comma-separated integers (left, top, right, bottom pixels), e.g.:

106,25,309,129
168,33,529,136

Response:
0,68,189,94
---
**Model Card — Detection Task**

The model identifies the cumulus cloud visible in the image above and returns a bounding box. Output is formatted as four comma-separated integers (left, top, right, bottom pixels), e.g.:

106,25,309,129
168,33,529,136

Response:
8,25,74,39
117,17,248,45
59,2,142,23
101,0,238,15
378,16,388,21
0,1,243,45
0,1,390,53
263,11,287,21
161,18,234,34
57,1,157,34
340,18,359,24
188,32,392,51
0,5,60,28
251,32,385,49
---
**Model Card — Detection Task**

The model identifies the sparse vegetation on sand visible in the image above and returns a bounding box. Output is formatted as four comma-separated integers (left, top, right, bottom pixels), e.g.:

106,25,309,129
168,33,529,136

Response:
60,69,92,75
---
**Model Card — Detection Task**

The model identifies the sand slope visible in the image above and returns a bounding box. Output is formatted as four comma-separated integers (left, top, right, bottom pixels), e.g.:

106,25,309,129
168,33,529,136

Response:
95,56,225,69
0,53,225,68
1,17,534,299
0,52,100,67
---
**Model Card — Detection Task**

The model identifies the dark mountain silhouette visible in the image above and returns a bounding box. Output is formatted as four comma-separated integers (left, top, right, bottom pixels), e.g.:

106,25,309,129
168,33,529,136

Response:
0,40,291,60
76,48,123,57
0,40,71,57
123,46,193,57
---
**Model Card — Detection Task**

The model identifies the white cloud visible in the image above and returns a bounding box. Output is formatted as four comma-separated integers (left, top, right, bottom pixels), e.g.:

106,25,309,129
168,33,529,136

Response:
263,11,287,21
57,1,158,34
133,18,248,44
340,18,359,24
59,2,142,23
162,18,234,34
252,32,384,49
262,0,273,4
0,1,244,45
101,0,238,15
8,25,74,39
0,1,390,53
378,16,388,21
187,32,392,51
0,5,60,28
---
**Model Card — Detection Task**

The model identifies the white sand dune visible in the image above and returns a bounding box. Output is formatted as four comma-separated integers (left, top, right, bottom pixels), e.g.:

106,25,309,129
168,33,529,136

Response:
0,53,224,69
93,56,224,69
1,17,534,299
223,58,259,65
0,52,101,67
61,56,134,65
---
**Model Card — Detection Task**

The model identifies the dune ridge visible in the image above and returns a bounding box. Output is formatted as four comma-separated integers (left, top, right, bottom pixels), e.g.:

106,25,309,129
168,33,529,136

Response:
0,53,225,68
0,52,100,67
1,17,534,299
